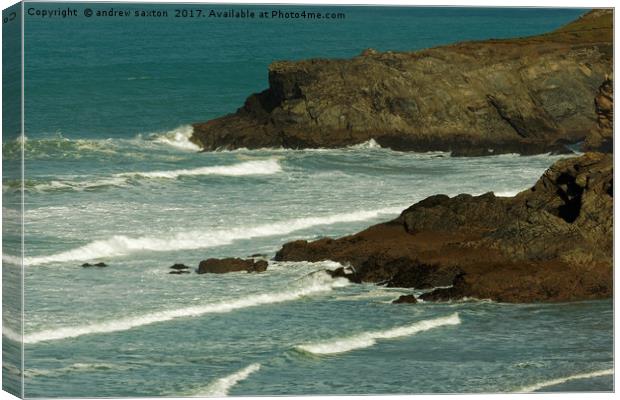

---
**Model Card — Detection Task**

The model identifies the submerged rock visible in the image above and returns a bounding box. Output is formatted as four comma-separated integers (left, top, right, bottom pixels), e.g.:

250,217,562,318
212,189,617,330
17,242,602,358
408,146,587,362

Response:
81,262,107,268
197,258,268,274
192,10,612,155
392,294,418,304
276,152,613,303
169,270,190,275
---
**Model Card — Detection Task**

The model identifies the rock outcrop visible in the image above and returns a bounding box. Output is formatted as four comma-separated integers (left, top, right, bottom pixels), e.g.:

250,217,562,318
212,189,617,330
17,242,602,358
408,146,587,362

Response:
583,78,614,152
275,152,613,302
197,258,268,274
192,10,612,155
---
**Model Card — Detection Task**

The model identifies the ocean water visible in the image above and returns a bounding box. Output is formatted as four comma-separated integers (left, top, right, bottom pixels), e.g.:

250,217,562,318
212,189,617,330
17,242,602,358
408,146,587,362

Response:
2,4,613,397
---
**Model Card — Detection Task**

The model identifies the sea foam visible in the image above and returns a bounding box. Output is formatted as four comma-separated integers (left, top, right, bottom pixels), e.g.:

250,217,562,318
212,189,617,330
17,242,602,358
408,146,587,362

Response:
117,158,281,179
517,368,613,392
193,363,261,396
20,158,282,193
26,206,402,265
295,313,461,355
150,125,200,151
17,271,349,344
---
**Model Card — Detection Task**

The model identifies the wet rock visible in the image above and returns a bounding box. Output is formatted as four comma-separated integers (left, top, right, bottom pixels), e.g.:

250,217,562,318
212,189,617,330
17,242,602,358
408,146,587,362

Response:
276,153,612,303
192,11,612,155
169,263,190,270
82,262,107,268
392,294,418,304
197,258,268,274
326,266,362,283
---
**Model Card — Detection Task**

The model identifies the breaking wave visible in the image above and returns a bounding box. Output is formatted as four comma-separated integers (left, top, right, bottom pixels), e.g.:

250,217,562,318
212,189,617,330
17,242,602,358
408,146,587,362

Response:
24,362,133,378
19,271,349,344
295,313,461,355
117,158,281,179
517,368,613,392
192,363,261,396
10,159,282,193
148,125,200,151
25,206,402,265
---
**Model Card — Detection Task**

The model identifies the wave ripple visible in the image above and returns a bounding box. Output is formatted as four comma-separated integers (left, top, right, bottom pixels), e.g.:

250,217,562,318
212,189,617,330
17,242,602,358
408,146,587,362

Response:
296,313,461,355
16,271,349,344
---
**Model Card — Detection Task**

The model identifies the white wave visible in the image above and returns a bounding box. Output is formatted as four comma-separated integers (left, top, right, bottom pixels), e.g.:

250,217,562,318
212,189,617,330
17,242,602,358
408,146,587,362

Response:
2,254,22,266
493,190,521,197
24,362,130,378
30,176,130,192
194,363,261,397
349,139,382,149
26,206,402,265
21,271,348,344
150,125,200,151
22,159,282,193
296,313,460,355
2,327,22,343
117,159,281,179
518,368,613,392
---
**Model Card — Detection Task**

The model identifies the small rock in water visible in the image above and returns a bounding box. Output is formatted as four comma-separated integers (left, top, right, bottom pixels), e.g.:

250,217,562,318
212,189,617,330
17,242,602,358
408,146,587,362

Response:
169,263,190,270
392,294,418,304
82,262,107,268
197,258,268,274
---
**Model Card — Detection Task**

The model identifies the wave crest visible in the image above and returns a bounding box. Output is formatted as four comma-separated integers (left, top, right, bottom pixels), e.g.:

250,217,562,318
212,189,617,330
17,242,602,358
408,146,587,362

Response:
517,368,613,392
26,206,402,265
18,270,348,344
193,363,261,396
149,125,200,151
295,313,461,355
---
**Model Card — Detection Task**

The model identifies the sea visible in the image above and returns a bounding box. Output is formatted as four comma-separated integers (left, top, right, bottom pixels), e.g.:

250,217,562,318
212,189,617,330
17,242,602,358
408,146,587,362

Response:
2,4,613,397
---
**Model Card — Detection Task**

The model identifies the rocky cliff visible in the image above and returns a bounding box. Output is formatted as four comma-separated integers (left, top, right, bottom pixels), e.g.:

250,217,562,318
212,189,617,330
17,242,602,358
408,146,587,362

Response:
275,152,613,302
192,10,612,155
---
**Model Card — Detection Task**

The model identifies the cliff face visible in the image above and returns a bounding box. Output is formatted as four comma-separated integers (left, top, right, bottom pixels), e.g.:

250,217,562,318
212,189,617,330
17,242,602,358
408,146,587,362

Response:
192,10,612,154
275,152,613,302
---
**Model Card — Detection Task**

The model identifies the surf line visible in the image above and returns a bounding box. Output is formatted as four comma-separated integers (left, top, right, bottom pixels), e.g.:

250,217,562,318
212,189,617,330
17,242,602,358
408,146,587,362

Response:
295,312,461,355
14,272,349,344
191,363,261,397
517,368,613,392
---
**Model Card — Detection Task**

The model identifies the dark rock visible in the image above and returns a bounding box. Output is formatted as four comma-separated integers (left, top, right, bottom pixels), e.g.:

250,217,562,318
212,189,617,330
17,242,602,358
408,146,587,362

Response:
392,294,418,304
82,262,107,268
192,11,612,155
197,258,269,274
326,266,362,283
275,152,612,303
169,263,190,270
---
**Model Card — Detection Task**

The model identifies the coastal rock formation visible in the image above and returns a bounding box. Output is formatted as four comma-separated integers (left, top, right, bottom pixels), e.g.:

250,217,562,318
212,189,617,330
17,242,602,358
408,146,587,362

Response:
275,152,613,302
583,78,613,152
192,10,612,155
197,258,268,274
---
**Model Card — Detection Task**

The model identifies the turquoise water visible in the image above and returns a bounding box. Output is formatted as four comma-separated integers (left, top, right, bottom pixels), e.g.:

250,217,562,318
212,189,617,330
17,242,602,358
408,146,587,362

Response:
3,4,613,397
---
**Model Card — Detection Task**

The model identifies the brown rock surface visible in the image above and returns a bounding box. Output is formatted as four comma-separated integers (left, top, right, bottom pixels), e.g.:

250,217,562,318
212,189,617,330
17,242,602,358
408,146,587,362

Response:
192,10,612,155
583,78,613,152
392,294,418,304
275,153,613,302
197,258,269,274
